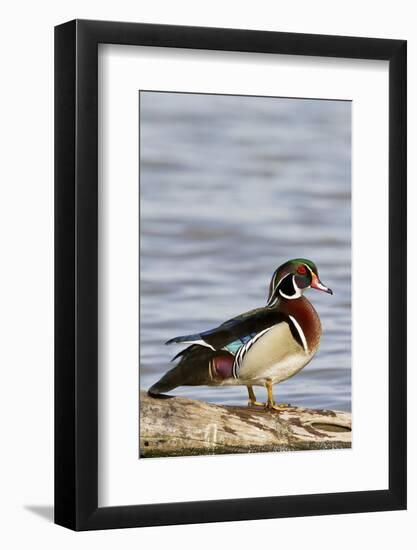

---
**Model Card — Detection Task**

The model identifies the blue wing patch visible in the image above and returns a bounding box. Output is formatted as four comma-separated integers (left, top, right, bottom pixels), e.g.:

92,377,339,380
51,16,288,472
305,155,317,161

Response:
223,332,257,355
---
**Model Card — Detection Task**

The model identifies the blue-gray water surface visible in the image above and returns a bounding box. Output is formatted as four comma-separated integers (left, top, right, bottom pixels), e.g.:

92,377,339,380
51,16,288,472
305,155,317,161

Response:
140,92,351,412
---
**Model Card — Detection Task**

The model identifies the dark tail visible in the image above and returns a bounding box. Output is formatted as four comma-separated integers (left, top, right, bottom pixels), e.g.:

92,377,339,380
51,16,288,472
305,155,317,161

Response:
148,366,185,397
165,333,201,345
148,345,214,397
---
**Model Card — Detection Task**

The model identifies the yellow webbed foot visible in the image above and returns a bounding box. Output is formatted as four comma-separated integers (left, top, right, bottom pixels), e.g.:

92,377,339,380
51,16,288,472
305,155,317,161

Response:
266,402,291,412
248,400,266,408
246,385,265,408
264,380,292,412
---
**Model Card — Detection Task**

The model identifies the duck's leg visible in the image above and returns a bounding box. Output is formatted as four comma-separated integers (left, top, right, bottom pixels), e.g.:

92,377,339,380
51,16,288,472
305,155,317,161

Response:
265,380,290,411
247,385,264,407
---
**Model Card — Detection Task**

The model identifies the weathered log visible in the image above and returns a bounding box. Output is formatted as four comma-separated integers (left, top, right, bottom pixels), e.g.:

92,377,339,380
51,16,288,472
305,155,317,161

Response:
139,391,351,457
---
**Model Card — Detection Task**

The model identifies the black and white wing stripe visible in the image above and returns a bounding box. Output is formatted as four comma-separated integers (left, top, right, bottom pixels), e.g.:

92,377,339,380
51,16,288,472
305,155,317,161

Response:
232,326,274,378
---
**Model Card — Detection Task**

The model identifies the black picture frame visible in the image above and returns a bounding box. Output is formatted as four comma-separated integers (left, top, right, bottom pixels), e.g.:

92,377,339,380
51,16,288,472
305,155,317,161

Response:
55,19,407,531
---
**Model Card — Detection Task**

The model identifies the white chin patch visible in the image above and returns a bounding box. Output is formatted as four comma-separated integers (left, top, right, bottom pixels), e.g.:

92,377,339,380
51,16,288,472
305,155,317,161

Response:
279,276,304,300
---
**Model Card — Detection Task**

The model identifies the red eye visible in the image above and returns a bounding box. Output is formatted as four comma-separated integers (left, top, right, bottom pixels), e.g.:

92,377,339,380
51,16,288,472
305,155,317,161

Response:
297,265,307,275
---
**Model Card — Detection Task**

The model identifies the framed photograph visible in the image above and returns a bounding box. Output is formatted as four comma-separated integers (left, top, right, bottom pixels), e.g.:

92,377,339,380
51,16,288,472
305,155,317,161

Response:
55,19,406,530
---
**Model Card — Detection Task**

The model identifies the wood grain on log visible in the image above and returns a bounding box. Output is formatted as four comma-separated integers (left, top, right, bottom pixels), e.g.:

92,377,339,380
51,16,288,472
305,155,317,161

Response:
139,391,351,457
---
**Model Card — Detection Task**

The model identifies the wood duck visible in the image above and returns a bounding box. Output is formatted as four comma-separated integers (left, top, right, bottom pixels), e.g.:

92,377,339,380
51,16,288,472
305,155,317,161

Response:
148,259,332,410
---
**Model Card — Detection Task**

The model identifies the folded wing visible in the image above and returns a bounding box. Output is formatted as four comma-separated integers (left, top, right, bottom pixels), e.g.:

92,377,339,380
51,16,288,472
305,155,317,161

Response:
165,307,287,351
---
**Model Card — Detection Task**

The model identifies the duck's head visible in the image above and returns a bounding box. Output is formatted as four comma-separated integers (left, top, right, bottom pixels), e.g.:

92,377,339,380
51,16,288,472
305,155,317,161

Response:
267,258,332,305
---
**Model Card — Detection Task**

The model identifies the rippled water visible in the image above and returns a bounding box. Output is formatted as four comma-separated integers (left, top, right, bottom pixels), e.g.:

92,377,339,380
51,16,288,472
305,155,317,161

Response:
139,92,351,412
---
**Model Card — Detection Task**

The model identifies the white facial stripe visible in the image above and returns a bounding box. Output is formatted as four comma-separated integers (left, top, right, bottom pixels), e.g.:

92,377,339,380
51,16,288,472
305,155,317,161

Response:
292,274,299,294
270,268,313,305
267,295,279,306
279,287,303,299
267,271,285,306
288,315,308,352
278,275,304,300
267,295,275,307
